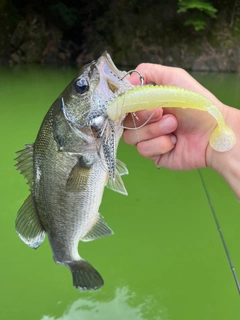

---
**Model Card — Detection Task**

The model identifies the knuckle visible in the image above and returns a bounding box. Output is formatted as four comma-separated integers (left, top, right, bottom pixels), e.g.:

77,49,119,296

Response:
122,131,134,145
175,67,188,77
122,131,129,143
136,63,150,70
137,141,149,157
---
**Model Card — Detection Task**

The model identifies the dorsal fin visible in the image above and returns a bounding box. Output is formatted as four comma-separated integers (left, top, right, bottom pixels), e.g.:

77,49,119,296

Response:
15,144,34,187
15,194,45,249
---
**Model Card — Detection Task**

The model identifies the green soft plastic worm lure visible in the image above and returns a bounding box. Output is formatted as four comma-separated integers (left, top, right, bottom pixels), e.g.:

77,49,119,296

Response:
106,85,236,152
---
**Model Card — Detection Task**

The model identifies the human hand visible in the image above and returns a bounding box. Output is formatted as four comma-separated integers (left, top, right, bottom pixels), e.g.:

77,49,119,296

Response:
123,64,227,170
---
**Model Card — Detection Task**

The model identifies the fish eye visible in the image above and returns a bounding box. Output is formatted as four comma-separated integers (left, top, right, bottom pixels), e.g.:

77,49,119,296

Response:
75,78,89,95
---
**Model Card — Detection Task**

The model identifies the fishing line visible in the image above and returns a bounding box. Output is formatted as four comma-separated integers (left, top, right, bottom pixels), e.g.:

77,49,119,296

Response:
198,169,240,294
120,109,159,131
128,113,140,143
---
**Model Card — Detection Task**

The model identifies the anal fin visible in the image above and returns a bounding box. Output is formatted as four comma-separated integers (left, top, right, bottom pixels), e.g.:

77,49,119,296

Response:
81,214,113,242
15,194,45,249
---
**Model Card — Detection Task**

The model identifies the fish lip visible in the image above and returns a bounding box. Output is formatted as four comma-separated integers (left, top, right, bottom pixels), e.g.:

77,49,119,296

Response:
97,51,124,80
96,51,133,92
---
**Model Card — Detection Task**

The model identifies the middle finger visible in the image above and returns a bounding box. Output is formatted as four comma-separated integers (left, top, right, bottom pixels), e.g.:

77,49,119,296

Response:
123,115,178,146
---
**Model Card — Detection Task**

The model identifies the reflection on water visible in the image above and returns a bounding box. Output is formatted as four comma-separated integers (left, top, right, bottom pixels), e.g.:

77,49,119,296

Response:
41,286,168,320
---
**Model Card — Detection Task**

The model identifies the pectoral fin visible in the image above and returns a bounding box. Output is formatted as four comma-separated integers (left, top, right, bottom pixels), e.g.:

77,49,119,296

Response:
81,214,113,242
15,195,45,249
66,156,92,193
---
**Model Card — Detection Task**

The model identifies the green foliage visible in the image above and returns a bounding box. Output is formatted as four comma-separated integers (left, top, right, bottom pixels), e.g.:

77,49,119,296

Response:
230,0,240,35
183,18,207,31
177,0,217,31
177,0,217,17
2,0,240,66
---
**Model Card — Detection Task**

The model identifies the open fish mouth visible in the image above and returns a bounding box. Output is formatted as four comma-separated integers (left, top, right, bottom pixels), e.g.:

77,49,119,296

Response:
96,52,128,88
95,52,134,99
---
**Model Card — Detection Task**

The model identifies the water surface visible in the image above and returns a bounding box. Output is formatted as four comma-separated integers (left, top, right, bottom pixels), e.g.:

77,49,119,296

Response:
1,66,240,319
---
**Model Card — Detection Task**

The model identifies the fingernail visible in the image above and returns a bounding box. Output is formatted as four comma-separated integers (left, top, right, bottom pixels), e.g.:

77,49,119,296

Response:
171,134,177,144
160,117,176,131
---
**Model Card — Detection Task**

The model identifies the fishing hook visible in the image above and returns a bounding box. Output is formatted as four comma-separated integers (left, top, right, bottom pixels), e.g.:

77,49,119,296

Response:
121,70,144,86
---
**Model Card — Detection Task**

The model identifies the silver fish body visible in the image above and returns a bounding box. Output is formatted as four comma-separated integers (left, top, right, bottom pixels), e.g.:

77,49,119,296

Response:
15,52,133,290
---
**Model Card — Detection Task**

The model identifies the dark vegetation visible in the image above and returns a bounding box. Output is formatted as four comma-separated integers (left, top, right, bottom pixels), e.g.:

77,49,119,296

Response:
1,0,240,71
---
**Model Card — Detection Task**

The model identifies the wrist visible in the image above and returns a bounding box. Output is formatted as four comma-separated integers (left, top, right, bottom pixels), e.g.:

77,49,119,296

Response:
206,105,240,199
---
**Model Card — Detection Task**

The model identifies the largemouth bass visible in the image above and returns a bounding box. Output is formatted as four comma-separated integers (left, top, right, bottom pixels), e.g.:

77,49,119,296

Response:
15,52,133,290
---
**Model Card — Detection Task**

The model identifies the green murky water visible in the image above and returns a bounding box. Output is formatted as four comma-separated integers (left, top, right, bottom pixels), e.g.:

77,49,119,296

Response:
1,66,240,319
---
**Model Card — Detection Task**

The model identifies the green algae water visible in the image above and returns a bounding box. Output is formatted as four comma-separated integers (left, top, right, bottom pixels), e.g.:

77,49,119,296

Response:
1,66,240,319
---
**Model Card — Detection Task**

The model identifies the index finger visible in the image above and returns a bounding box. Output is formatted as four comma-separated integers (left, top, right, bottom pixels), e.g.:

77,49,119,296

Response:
128,63,198,87
128,63,221,105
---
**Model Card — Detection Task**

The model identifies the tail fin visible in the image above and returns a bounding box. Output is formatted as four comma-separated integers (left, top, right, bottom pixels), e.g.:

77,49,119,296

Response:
67,260,104,290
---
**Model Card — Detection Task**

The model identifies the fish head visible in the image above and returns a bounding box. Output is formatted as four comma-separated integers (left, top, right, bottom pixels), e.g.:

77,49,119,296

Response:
61,52,133,181
61,52,133,131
